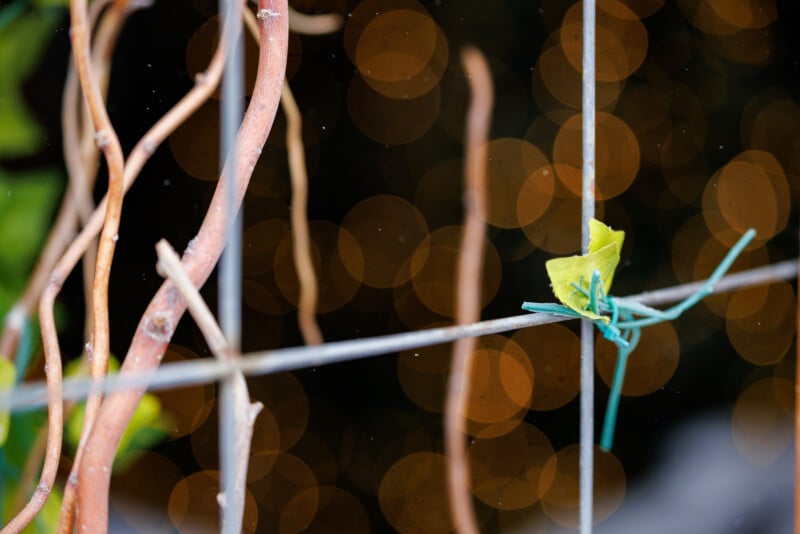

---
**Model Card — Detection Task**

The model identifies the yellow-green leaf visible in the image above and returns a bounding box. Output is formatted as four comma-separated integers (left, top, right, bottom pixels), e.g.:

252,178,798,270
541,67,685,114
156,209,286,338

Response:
545,219,624,322
0,356,14,445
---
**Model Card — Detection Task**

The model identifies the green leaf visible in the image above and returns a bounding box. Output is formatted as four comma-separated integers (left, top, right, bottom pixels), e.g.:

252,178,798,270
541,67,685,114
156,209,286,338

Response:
0,357,14,445
545,218,624,322
0,7,60,83
0,86,44,158
0,6,62,156
0,168,63,287
113,394,173,473
31,0,70,9
0,410,46,476
65,356,173,474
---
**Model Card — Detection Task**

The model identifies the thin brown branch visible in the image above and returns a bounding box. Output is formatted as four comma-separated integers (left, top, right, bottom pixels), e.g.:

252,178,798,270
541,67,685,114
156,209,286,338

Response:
74,1,288,530
247,8,323,345
795,250,799,534
444,47,493,534
281,83,322,344
56,0,130,528
3,2,241,530
155,240,262,532
287,5,343,35
0,0,112,367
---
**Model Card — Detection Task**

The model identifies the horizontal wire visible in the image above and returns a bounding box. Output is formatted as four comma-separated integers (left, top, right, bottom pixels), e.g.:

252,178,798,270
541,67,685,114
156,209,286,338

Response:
2,258,796,413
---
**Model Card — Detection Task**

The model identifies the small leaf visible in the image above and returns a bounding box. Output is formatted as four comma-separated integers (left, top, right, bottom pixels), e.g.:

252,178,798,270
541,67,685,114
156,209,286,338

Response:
0,8,60,82
0,167,63,286
0,86,44,158
113,394,173,473
545,218,624,322
0,357,14,445
64,355,172,473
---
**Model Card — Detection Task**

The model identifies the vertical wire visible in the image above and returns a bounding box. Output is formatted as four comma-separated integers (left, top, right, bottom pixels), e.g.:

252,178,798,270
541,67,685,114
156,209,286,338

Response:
580,0,596,533
218,0,243,532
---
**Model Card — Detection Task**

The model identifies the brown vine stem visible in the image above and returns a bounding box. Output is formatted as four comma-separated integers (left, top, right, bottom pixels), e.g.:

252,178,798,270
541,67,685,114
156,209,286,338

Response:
0,0,112,368
155,240,262,532
795,248,799,534
56,0,130,529
74,1,288,530
244,7,324,345
3,1,234,530
282,83,322,345
0,0,126,530
76,0,137,344
287,5,343,35
444,47,492,534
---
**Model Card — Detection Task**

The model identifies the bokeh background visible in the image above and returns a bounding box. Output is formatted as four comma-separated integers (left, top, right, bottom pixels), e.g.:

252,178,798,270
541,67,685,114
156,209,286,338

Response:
6,0,800,531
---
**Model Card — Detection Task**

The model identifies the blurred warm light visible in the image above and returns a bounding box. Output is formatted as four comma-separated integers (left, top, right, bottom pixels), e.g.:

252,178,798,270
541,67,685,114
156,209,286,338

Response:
341,194,430,288
355,9,447,99
712,26,774,65
625,0,667,18
678,0,740,35
343,0,428,63
243,219,290,276
517,164,556,227
436,0,516,57
692,234,769,316
189,399,280,480
410,225,501,317
273,221,363,313
468,423,554,510
727,282,796,366
247,452,319,532
483,138,551,229
618,83,671,167
398,338,450,413
248,373,310,451
169,99,220,181
379,452,452,533
536,41,624,112
671,215,711,284
561,0,648,82
296,486,371,533
347,74,441,144
242,276,292,316
742,95,800,185
703,152,789,241
678,0,777,64
393,280,449,329
291,431,341,486
732,377,793,465
539,445,626,528
185,15,259,100
596,322,680,397
345,410,432,495
277,60,344,148
168,470,259,533
156,344,215,439
496,503,551,534
112,451,183,534
462,335,534,428
511,324,580,411
707,0,777,29
414,159,463,229
553,112,640,200
522,195,605,254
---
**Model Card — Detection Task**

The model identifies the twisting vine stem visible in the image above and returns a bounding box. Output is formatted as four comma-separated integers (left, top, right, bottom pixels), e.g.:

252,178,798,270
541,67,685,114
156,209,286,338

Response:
57,0,129,529
156,240,262,533
444,47,493,534
73,1,288,529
